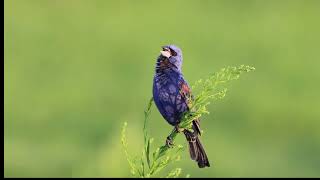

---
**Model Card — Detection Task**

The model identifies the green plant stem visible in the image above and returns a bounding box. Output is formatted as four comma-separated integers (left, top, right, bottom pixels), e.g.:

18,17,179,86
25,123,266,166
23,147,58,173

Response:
122,65,255,178
154,65,256,154
143,97,154,170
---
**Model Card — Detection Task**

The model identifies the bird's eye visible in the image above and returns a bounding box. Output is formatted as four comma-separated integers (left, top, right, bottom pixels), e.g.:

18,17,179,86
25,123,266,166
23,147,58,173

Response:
170,49,177,56
163,47,170,52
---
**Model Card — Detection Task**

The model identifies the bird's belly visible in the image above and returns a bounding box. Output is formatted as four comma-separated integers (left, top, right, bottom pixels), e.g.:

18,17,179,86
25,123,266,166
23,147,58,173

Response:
153,76,188,126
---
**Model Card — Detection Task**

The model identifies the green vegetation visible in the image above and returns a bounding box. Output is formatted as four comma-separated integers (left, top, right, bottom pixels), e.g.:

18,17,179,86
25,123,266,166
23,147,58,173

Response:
4,0,320,178
121,65,254,177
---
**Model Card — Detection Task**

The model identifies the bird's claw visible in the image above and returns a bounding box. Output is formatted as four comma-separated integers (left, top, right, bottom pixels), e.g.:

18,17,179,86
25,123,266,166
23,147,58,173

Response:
165,125,185,148
175,125,184,133
166,136,174,148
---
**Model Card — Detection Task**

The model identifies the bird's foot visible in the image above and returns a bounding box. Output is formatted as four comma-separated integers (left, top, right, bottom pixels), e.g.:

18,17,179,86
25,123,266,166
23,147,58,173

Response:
166,136,174,148
175,125,185,133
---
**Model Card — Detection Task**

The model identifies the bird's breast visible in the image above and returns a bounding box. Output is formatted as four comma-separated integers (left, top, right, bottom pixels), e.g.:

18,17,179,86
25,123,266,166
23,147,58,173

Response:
153,72,188,126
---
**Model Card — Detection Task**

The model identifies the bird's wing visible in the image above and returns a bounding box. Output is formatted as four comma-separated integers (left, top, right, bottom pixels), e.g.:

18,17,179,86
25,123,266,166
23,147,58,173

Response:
178,78,202,135
178,80,193,109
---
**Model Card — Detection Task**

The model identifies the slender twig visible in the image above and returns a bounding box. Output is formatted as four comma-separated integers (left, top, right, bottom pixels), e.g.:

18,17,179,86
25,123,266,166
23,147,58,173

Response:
121,65,255,178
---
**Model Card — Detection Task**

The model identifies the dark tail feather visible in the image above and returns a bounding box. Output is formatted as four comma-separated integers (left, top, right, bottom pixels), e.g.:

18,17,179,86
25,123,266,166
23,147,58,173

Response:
195,137,210,168
183,122,210,168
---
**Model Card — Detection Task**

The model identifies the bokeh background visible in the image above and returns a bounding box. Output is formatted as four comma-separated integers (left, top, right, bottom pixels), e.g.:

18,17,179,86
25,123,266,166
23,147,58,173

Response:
4,0,320,177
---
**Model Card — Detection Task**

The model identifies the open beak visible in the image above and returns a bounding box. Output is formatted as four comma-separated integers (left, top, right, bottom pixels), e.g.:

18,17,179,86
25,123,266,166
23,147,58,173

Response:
160,50,171,58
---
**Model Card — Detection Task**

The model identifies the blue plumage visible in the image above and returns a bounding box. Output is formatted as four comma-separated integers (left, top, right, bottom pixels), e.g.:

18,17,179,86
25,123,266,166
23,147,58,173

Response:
152,45,210,168
153,67,189,125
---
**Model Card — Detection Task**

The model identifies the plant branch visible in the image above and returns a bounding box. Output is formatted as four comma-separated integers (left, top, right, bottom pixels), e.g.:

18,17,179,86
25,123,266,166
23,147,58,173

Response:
121,65,255,178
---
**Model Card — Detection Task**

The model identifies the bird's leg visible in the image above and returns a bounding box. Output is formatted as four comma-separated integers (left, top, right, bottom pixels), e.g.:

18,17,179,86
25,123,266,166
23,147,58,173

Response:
165,136,174,148
165,124,185,148
174,124,185,133
165,127,176,148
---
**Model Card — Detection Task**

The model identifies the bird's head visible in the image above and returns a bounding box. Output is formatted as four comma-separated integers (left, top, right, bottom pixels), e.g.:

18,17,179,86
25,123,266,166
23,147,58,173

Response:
160,45,183,70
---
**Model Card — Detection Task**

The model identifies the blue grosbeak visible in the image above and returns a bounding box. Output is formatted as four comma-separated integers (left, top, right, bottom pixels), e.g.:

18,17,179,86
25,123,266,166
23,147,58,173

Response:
152,45,210,168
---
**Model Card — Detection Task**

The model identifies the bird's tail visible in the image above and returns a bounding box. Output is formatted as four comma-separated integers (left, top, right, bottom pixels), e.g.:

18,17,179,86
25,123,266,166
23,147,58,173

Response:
183,120,210,168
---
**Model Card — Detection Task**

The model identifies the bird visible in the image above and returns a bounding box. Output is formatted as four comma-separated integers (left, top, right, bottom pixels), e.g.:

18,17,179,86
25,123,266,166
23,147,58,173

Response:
152,45,210,168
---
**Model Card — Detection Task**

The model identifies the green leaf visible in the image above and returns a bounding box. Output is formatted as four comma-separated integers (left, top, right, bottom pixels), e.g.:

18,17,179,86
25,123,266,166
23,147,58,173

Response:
121,122,138,176
166,168,182,178
146,138,151,169
121,65,255,178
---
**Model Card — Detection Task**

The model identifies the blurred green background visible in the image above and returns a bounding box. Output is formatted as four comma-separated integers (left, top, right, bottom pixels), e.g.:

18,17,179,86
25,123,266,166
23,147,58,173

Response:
4,0,320,177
